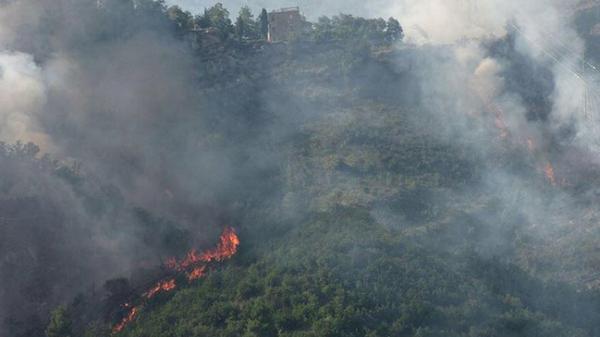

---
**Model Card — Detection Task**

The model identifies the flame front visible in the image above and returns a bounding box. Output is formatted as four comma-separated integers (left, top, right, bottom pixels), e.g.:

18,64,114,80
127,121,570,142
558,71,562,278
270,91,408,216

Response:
198,227,240,263
112,305,139,334
187,265,207,281
171,227,240,271
144,279,176,299
112,227,240,334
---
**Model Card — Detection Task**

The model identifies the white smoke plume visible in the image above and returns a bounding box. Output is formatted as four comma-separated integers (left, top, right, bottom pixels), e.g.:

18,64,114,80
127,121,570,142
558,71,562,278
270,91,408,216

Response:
0,52,47,146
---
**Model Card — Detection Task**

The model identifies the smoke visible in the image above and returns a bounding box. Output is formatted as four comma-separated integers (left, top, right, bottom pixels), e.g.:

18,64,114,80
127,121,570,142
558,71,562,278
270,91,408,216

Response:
2,0,600,334
369,0,600,294
0,52,52,149
0,1,226,334
387,0,596,149
162,0,600,278
376,0,592,153
0,0,301,332
0,0,49,148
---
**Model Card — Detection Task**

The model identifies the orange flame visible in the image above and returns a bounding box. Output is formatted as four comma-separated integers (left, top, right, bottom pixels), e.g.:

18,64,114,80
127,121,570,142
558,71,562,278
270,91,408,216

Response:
112,305,139,334
144,279,176,299
171,227,240,271
544,162,557,186
112,227,240,334
187,265,207,281
199,227,240,263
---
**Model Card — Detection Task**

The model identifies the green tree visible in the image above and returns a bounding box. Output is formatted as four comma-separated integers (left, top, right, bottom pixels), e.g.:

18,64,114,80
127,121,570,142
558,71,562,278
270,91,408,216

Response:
134,0,168,24
167,5,194,35
46,306,72,337
135,0,166,13
257,8,269,40
386,17,403,42
312,14,389,44
235,6,256,40
204,2,233,38
194,10,211,29
83,321,110,337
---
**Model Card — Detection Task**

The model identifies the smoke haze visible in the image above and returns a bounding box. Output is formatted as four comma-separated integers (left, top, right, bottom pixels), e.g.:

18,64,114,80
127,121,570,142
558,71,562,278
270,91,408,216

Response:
3,0,600,335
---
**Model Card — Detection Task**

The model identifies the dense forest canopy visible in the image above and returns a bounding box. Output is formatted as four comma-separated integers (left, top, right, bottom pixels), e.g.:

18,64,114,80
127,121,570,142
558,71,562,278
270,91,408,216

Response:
2,1,600,337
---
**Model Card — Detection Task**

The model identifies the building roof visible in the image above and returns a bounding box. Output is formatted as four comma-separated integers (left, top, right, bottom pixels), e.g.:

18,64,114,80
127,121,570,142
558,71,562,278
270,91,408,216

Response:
270,7,301,14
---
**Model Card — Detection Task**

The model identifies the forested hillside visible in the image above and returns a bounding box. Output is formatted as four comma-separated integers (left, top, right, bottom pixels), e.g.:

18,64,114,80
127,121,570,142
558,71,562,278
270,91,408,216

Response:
3,1,600,337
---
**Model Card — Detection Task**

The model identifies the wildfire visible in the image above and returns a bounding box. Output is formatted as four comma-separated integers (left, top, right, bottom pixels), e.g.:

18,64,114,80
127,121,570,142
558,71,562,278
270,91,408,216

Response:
187,265,206,281
171,227,240,271
144,279,176,299
198,227,241,263
544,162,557,186
473,88,563,187
112,227,240,334
112,305,139,334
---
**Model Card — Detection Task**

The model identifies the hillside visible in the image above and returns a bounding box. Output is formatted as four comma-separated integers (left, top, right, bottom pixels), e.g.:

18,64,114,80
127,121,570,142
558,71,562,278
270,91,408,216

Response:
95,35,600,336
3,1,600,337
77,39,600,337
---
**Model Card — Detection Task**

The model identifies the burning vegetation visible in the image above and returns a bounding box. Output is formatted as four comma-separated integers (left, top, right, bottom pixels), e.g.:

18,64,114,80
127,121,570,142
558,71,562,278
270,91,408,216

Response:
112,227,240,334
7,1,600,337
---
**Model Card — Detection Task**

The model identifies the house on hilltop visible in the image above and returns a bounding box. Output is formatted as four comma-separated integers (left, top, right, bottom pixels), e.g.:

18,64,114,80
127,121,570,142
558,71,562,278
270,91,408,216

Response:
268,7,308,42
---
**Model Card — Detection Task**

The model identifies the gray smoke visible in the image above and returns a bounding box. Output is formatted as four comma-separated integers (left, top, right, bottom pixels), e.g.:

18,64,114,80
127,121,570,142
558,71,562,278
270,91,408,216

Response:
2,0,600,335
377,0,600,286
0,52,51,149
0,1,230,334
